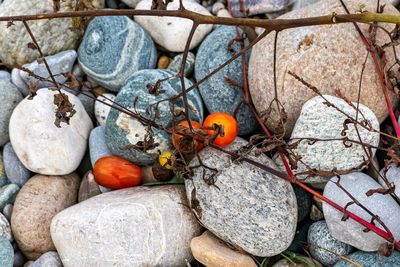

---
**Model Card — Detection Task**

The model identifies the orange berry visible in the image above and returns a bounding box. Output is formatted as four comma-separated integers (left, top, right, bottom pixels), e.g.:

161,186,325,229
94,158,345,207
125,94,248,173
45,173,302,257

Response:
203,112,238,147
172,120,204,153
93,156,142,189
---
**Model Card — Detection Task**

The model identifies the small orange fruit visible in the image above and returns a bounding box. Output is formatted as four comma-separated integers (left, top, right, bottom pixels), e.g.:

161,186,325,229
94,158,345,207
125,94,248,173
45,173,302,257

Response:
172,120,204,153
93,156,142,189
203,112,238,147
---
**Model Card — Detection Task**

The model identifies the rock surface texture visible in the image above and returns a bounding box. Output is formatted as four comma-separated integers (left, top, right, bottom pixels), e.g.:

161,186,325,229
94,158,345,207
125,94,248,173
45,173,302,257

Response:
249,0,399,135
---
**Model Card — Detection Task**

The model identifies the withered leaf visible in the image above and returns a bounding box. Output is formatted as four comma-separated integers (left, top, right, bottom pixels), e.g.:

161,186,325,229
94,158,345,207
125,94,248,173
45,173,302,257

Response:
28,83,38,100
366,187,394,196
53,0,61,12
378,242,394,257
53,93,76,128
27,42,38,50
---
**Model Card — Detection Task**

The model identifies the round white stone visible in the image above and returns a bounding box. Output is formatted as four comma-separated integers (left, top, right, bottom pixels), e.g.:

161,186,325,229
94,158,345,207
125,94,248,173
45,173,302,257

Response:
134,0,213,52
94,93,116,126
9,89,93,175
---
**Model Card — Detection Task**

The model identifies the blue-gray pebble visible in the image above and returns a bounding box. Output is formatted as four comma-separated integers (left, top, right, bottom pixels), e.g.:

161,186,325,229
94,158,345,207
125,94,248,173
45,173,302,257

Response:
334,251,400,267
105,69,204,165
0,80,23,146
308,220,352,266
0,184,19,210
0,152,9,187
31,251,62,267
167,52,195,77
89,126,112,167
78,16,157,92
0,236,13,267
293,184,312,222
0,71,10,81
3,143,30,187
195,26,257,135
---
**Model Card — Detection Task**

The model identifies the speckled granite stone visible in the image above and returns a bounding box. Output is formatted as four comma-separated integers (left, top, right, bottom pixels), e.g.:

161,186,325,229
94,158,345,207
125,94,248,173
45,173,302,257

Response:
105,69,203,165
30,251,62,267
186,137,297,257
167,52,195,77
334,251,400,267
323,173,400,251
0,0,104,68
228,0,295,17
249,0,399,136
51,186,201,267
195,26,257,136
274,95,379,187
78,16,157,92
308,220,352,266
0,236,13,267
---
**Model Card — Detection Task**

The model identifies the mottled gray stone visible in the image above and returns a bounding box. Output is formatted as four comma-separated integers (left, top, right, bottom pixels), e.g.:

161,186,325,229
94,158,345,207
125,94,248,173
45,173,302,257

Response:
9,89,93,175
275,95,379,187
120,0,140,7
11,174,80,260
249,0,399,135
323,173,400,251
51,185,202,267
18,50,77,89
0,80,23,146
135,0,212,52
89,126,112,167
78,16,157,92
78,171,102,202
0,184,19,210
167,52,195,77
308,221,352,266
11,69,29,97
229,0,295,17
3,143,30,187
30,252,62,267
334,251,400,267
0,71,10,80
0,0,103,68
0,236,13,267
292,0,320,9
2,204,12,222
0,212,12,242
94,93,116,126
105,69,203,165
195,26,258,135
186,137,297,257
0,152,9,187
379,163,400,199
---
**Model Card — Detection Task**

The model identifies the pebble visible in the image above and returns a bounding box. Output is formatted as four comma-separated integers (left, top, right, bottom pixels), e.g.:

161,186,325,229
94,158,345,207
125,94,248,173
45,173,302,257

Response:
13,251,26,267
89,126,113,167
0,0,103,68
18,50,77,90
217,8,232,18
78,171,102,202
66,89,96,121
273,258,322,267
0,212,12,242
120,0,140,7
288,220,313,253
51,185,202,267
2,204,12,222
106,0,119,8
212,2,225,14
105,69,203,165
195,26,258,135
0,80,23,146
157,56,171,69
274,95,379,188
310,205,324,221
292,0,320,10
94,93,116,126
30,252,62,267
248,0,399,135
308,220,352,266
78,16,157,92
379,163,400,199
229,0,295,17
9,89,93,175
0,184,19,210
3,143,30,187
0,236,13,267
293,184,312,222
191,231,257,267
135,0,213,52
11,69,29,96
11,174,80,260
72,63,85,79
323,172,400,251
0,152,9,187
334,250,400,267
0,71,10,80
186,137,297,257
167,52,195,77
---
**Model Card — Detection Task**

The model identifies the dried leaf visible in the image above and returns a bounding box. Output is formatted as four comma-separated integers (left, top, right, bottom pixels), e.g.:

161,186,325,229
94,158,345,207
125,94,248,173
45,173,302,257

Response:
53,93,76,128
27,42,37,50
366,187,394,196
27,83,38,100
53,0,61,12
378,243,394,257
